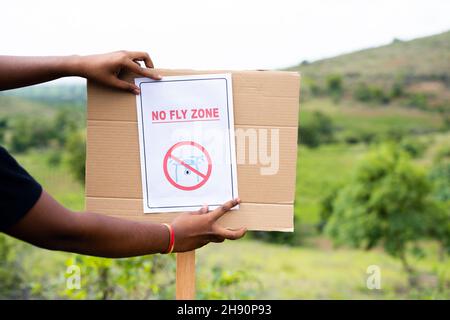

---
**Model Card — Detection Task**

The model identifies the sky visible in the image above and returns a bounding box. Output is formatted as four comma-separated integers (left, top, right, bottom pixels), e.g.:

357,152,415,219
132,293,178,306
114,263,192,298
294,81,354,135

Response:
1,0,449,74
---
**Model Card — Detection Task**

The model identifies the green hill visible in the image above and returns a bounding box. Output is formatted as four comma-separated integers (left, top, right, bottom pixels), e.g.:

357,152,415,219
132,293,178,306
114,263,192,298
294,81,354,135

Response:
289,31,450,112
0,84,86,117
290,31,450,84
0,95,56,118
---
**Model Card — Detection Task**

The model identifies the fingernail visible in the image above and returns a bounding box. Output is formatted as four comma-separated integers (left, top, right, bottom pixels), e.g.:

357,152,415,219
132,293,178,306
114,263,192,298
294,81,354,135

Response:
156,74,162,80
236,198,241,203
133,88,140,95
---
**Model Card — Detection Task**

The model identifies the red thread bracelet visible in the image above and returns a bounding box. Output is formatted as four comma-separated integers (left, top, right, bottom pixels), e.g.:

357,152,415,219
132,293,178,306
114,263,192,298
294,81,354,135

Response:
162,223,175,254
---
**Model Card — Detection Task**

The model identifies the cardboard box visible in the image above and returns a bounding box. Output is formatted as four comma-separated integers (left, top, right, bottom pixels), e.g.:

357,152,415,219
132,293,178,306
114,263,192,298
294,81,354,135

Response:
86,69,300,231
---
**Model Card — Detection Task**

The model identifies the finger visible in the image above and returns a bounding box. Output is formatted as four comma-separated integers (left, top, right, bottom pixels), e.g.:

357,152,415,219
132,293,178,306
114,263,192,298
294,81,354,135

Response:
209,198,240,221
192,205,208,215
127,51,161,80
216,227,247,240
110,77,140,95
128,51,154,68
124,60,162,80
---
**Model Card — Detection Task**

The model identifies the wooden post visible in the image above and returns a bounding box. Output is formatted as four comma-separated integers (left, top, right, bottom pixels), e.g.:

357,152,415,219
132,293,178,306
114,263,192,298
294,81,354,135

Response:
176,251,196,299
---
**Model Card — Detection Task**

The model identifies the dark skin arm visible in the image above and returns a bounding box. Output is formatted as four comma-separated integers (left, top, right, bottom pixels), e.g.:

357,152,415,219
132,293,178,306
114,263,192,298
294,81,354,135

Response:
0,51,161,93
5,191,245,257
1,51,247,257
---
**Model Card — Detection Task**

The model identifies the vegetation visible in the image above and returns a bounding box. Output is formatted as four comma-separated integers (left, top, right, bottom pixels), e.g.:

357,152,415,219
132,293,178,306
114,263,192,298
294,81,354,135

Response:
0,31,449,299
321,145,449,281
299,111,335,148
291,30,450,113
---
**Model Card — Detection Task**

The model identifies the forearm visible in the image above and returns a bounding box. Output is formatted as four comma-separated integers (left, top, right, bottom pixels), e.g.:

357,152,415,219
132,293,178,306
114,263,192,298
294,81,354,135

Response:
0,55,81,90
6,191,245,257
55,212,170,258
6,191,170,258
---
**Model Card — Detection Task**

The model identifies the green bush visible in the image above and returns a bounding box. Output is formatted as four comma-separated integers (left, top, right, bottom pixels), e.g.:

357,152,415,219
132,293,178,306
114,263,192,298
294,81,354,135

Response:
303,77,322,98
8,116,56,153
406,93,428,109
353,83,390,104
326,74,343,102
390,82,404,99
342,130,376,145
52,108,83,145
372,87,390,104
198,265,261,299
434,143,450,163
399,138,428,158
63,254,175,299
321,144,448,277
428,162,450,254
429,162,450,203
0,235,26,299
3,108,84,154
0,118,7,145
353,83,372,102
65,130,86,184
299,112,335,148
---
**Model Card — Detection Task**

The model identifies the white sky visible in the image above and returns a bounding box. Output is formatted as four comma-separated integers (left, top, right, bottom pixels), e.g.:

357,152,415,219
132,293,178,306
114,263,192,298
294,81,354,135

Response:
2,0,449,72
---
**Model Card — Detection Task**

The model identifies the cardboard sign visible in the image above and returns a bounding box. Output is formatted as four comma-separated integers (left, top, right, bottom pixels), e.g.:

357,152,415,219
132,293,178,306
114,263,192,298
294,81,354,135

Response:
86,69,300,231
134,74,238,213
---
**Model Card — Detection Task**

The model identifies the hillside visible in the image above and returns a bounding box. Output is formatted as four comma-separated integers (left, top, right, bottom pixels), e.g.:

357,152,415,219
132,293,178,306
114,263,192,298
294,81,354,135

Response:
288,31,450,112
0,84,86,116
0,95,56,118
289,31,450,85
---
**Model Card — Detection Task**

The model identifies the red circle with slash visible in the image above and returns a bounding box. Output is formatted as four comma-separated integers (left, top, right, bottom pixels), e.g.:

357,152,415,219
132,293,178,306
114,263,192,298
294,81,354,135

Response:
163,141,212,191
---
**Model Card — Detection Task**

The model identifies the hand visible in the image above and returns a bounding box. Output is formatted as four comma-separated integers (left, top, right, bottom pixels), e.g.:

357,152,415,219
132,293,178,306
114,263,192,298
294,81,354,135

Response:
75,51,162,94
170,198,247,252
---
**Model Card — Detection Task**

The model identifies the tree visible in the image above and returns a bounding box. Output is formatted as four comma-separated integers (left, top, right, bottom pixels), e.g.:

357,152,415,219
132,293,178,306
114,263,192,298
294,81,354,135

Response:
299,111,335,148
52,108,83,146
8,116,56,153
65,130,86,184
326,74,343,103
428,161,450,255
0,118,7,144
322,144,448,280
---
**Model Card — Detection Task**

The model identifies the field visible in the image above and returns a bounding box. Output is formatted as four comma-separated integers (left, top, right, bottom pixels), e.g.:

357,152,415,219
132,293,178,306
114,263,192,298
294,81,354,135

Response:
9,107,449,299
1,31,449,300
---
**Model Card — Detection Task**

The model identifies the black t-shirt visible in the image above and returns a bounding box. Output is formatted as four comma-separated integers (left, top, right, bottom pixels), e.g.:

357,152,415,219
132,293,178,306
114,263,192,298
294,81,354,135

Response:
0,146,42,231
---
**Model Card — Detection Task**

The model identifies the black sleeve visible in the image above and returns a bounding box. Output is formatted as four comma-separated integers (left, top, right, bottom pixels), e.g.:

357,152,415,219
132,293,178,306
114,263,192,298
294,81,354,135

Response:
0,146,43,231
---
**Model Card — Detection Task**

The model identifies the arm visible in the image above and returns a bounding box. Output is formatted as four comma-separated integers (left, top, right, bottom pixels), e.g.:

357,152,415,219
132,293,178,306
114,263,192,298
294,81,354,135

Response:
0,51,162,93
1,51,246,257
5,191,246,258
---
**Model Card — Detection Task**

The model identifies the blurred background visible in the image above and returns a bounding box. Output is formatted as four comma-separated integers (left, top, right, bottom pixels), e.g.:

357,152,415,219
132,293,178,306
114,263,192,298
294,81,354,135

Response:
0,0,449,299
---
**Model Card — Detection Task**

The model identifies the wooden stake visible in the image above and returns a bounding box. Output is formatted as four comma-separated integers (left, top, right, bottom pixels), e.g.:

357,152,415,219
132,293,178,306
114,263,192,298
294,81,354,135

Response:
176,250,196,299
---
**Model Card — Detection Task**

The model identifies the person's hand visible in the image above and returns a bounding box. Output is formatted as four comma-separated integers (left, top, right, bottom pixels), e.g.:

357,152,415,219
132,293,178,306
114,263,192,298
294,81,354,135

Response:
170,198,247,252
75,51,162,94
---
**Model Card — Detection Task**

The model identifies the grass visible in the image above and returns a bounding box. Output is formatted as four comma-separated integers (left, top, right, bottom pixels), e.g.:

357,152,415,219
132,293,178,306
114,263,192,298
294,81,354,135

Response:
14,150,84,211
300,98,444,135
198,240,449,299
295,144,366,225
295,97,444,226
289,31,450,85
4,96,449,299
7,145,448,300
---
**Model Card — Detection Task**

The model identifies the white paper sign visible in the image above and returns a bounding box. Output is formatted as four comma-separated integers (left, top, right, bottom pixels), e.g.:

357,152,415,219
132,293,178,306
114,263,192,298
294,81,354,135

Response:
135,74,239,213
